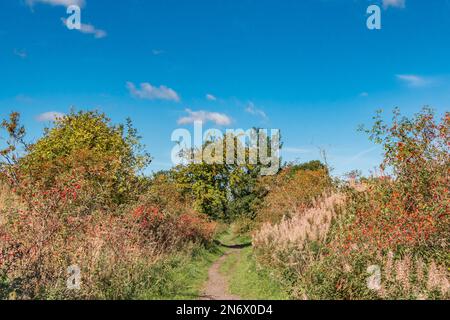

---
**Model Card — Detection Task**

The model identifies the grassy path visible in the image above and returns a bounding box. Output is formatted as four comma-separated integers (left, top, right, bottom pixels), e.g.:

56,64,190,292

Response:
199,227,288,300
219,246,289,300
133,226,287,300
201,248,242,300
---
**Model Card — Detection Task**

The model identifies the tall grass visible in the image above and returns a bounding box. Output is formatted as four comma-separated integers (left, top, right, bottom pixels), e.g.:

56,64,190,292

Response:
253,192,449,300
253,193,344,265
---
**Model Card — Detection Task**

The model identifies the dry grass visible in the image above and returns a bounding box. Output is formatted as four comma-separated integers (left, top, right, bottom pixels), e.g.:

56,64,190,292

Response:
253,193,344,252
252,190,449,300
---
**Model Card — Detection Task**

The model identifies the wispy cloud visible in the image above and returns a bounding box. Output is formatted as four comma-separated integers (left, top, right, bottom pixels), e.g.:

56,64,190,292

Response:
396,74,432,87
152,49,165,56
36,111,65,122
245,102,268,121
127,82,180,102
383,0,406,9
359,92,369,97
178,109,232,126
27,0,85,8
13,49,27,59
61,18,107,39
348,147,378,163
77,23,107,39
206,94,217,101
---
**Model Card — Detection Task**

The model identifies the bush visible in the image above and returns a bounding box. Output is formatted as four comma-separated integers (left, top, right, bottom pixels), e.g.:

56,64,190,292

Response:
343,108,449,254
0,170,216,299
0,111,216,300
2,110,151,206
253,193,344,277
252,108,449,300
132,205,216,247
255,165,332,225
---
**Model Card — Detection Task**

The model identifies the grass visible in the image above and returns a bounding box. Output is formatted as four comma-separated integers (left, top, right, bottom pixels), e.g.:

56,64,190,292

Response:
218,225,289,300
217,225,252,246
220,247,289,300
137,243,225,300
145,224,251,300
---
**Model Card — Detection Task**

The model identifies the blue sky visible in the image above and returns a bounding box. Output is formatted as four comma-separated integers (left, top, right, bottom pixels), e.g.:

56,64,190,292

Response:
1,0,450,176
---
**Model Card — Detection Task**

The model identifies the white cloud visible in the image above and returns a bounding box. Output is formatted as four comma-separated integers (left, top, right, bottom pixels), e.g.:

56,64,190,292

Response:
61,18,107,38
359,92,369,97
36,111,65,122
27,0,85,8
178,109,232,126
78,23,107,38
206,94,217,101
245,102,268,120
383,0,406,9
127,82,181,102
13,49,27,59
396,74,431,87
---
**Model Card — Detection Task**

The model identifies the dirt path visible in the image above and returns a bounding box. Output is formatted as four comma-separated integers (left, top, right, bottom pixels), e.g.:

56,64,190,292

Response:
200,249,242,300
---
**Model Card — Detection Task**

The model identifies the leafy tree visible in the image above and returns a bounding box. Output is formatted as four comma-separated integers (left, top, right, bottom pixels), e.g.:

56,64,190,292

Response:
173,162,229,220
1,110,151,205
172,129,281,221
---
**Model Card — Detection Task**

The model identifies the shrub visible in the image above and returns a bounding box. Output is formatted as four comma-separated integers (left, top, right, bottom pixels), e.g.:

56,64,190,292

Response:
253,192,449,300
0,171,151,299
252,108,449,300
343,108,449,254
0,170,215,299
132,205,216,247
290,160,328,172
1,110,151,206
0,111,217,300
255,165,332,225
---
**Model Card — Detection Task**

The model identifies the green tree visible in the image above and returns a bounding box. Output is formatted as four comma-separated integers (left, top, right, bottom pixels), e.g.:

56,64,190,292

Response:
2,110,151,205
172,130,281,221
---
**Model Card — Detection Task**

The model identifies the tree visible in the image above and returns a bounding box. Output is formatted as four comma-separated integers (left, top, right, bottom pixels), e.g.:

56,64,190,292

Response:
1,110,151,205
363,107,449,210
172,130,281,221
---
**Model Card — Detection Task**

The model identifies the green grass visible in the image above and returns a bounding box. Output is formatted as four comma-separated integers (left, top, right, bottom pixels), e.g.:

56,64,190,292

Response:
137,243,225,300
125,224,234,299
142,223,288,300
219,242,289,300
217,226,251,246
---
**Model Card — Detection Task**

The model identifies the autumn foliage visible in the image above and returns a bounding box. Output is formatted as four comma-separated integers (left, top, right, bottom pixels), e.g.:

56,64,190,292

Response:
253,108,449,300
0,111,216,299
344,108,449,253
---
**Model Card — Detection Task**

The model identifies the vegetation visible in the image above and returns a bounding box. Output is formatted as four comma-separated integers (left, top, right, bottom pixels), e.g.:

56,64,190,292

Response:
220,246,289,300
0,111,216,299
252,108,449,300
172,130,277,221
0,107,448,300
